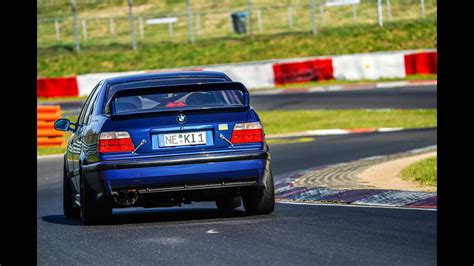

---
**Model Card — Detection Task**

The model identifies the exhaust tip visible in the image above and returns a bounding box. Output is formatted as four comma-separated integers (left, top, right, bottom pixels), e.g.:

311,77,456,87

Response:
113,189,139,206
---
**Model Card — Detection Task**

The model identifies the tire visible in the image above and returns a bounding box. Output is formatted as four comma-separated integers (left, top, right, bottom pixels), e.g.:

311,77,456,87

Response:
242,169,275,215
216,195,242,211
63,163,80,219
79,171,112,225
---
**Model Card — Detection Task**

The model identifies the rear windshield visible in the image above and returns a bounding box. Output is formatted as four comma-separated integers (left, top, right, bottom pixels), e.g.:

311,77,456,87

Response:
113,89,245,115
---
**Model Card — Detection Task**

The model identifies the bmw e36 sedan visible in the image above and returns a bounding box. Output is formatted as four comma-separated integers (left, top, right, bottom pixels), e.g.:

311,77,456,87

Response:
54,71,274,225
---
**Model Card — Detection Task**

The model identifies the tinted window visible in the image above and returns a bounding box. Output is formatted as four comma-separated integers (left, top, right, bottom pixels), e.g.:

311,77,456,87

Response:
114,89,244,115
77,83,101,125
84,85,102,124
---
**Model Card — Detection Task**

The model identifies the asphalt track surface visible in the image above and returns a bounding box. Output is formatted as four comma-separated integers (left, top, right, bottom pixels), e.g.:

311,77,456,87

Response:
55,85,436,116
38,128,437,265
251,85,437,110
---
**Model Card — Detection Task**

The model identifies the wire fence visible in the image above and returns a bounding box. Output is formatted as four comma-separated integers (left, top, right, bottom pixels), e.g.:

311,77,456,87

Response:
37,0,437,51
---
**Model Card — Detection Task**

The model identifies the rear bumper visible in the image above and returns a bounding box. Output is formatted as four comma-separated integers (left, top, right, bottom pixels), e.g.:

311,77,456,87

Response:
82,150,270,197
83,150,269,172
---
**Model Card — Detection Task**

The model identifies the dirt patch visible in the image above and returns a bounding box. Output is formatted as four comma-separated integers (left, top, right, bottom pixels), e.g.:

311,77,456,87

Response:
358,151,437,192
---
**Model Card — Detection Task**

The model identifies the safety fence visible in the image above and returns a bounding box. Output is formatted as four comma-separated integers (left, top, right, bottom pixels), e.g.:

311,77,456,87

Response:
37,105,66,147
37,49,437,98
37,0,437,51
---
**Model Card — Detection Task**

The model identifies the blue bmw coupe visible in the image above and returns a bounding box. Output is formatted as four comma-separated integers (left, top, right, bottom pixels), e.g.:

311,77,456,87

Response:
54,71,274,224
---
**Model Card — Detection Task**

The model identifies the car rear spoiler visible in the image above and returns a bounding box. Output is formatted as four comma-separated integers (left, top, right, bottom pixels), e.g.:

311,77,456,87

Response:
105,81,250,117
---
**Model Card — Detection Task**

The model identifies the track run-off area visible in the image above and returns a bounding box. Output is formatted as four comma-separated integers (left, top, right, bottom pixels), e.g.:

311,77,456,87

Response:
38,128,437,265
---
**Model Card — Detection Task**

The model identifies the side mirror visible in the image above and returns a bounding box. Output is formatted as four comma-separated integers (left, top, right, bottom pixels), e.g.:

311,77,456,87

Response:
54,118,74,132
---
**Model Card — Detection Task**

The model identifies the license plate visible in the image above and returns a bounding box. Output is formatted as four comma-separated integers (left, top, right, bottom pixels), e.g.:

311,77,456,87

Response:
162,131,207,147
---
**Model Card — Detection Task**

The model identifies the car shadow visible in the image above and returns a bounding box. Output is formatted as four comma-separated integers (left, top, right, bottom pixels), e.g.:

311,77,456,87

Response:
41,207,254,226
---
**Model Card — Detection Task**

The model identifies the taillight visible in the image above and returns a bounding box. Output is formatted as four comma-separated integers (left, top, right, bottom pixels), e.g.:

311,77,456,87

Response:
230,122,264,144
98,132,135,153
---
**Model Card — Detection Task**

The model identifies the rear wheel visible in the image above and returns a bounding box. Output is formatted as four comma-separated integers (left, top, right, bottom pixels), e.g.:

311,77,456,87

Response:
63,163,80,219
80,171,112,225
216,195,242,211
242,169,275,215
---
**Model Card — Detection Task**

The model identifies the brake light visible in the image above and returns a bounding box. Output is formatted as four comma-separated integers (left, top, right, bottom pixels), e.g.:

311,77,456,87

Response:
230,122,264,143
98,132,135,153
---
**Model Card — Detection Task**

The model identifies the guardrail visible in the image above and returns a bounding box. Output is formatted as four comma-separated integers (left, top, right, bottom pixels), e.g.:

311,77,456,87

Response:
37,105,66,147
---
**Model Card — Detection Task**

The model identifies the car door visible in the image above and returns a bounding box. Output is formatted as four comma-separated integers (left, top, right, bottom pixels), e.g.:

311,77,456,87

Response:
70,84,101,191
77,84,103,165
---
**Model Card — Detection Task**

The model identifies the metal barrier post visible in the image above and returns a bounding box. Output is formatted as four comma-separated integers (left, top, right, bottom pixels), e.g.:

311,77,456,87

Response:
247,0,253,35
128,0,137,50
257,9,263,33
110,17,115,38
288,6,293,30
196,13,201,34
81,19,88,40
352,4,357,24
186,0,195,43
54,18,60,41
386,0,392,21
377,0,383,27
139,16,144,40
420,0,425,19
70,0,80,51
311,0,317,34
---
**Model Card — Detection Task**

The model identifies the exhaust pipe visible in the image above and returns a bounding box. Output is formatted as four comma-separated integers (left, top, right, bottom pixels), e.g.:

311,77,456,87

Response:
113,189,139,206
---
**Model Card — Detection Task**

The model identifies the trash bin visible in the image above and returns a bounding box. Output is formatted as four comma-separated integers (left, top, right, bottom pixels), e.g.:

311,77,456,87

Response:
231,11,248,34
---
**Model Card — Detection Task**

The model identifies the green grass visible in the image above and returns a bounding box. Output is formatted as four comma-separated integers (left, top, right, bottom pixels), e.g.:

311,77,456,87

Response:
258,109,437,134
37,147,66,156
38,18,436,77
37,110,436,156
38,96,88,103
400,156,437,186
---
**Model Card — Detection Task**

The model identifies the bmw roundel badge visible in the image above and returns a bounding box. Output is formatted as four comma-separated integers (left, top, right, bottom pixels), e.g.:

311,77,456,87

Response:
177,113,186,124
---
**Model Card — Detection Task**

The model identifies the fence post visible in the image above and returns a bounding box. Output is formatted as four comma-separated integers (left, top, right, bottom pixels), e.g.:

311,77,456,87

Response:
311,0,317,35
127,0,137,50
186,0,195,43
386,0,392,21
288,6,293,30
320,4,325,26
168,23,173,40
109,17,115,38
196,13,201,34
139,16,144,40
377,0,383,27
256,9,263,33
352,4,357,24
55,18,61,41
247,0,253,35
82,19,88,40
70,0,80,51
420,0,425,19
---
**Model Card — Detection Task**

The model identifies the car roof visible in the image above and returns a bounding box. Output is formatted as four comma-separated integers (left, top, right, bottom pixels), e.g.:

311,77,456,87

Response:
104,71,232,85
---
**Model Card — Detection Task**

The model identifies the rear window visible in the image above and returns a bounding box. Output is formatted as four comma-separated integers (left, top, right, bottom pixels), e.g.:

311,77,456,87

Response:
113,89,245,115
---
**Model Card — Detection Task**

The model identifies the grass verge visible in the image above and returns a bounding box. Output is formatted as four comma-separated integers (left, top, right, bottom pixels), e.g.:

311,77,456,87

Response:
38,96,88,103
38,18,436,77
37,109,436,156
258,109,437,135
400,156,437,187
